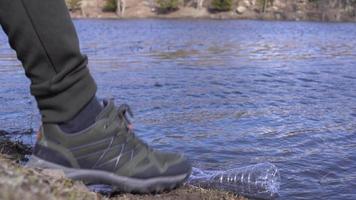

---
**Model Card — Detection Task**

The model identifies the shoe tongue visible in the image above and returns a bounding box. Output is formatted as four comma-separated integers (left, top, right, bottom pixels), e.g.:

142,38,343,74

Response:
95,99,116,121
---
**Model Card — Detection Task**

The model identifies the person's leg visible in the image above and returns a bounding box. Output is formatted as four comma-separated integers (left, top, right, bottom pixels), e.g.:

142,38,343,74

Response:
0,0,97,124
0,0,191,192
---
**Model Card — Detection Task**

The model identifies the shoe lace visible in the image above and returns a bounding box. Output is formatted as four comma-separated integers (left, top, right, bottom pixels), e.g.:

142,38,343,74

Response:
93,103,150,170
117,104,150,151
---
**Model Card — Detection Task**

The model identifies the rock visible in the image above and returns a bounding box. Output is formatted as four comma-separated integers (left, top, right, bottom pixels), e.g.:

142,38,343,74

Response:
275,13,282,20
243,0,251,7
297,10,304,15
41,169,66,179
236,6,247,14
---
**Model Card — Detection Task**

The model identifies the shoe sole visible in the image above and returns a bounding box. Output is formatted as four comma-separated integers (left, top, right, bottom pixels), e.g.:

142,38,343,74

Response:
26,155,191,193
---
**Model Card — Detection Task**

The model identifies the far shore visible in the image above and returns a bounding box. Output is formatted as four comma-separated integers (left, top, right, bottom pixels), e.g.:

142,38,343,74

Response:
70,15,356,23
68,6,356,23
66,0,356,22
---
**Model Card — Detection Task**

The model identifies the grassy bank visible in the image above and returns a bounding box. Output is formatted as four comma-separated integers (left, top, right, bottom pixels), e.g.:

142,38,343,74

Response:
0,136,245,200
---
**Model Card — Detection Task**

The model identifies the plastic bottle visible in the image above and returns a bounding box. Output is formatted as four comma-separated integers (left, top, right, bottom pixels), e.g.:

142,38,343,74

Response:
188,162,280,200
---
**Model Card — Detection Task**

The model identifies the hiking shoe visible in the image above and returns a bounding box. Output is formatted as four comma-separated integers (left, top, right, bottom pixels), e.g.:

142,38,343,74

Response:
26,100,191,193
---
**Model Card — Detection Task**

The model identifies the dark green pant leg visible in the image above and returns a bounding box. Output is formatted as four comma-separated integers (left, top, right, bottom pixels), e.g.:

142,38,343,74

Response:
0,0,97,123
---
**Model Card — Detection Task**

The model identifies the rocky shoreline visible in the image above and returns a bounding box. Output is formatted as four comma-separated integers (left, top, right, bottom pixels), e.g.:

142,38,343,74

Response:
69,0,356,22
0,155,246,200
0,134,245,200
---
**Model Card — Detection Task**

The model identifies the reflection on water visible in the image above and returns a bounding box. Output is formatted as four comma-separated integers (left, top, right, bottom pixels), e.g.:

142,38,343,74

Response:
0,20,356,199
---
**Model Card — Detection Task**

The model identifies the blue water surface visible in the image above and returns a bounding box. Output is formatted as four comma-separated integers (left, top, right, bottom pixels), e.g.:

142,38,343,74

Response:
0,19,355,200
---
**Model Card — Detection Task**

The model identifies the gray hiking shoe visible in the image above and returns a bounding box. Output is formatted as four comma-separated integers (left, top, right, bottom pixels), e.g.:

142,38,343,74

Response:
27,100,191,193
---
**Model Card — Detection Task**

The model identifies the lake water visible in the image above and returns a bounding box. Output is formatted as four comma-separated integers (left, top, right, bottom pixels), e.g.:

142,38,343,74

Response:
0,19,355,199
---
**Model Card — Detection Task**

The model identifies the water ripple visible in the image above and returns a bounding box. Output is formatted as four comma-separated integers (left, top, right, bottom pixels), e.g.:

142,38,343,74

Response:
1,20,356,199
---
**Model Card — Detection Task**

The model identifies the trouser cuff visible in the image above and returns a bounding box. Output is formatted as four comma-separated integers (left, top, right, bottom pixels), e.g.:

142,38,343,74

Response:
31,58,97,123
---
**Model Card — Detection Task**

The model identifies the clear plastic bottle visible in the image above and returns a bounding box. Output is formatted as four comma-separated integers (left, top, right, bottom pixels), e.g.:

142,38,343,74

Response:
188,162,281,200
